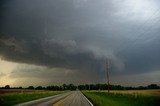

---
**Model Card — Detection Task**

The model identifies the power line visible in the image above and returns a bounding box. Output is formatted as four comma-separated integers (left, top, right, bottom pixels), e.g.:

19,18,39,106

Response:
117,8,160,53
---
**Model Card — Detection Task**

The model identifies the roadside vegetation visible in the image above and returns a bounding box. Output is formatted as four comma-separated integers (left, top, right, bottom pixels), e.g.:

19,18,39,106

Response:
0,91,64,106
0,84,159,106
83,91,160,106
0,83,159,91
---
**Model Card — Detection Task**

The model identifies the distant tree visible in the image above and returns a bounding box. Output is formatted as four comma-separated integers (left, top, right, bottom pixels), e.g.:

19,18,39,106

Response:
46,86,52,90
4,85,10,89
31,83,160,91
68,84,77,90
85,84,90,90
63,84,67,90
100,84,108,90
28,86,34,89
125,86,134,90
147,84,160,89
90,84,95,90
36,86,43,90
137,86,146,90
110,85,124,90
54,85,60,90
18,87,23,89
78,85,85,90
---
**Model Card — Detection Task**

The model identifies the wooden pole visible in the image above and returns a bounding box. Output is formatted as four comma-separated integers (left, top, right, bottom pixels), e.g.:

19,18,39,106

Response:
106,59,110,93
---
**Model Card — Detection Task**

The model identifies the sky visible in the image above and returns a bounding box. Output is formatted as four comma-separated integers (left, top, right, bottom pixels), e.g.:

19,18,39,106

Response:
0,0,160,87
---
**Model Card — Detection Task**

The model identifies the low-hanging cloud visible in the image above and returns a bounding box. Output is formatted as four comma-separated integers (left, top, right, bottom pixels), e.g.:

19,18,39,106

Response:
0,0,160,85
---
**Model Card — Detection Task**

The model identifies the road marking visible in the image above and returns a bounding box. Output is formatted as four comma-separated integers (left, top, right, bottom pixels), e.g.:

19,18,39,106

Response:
80,91,94,106
53,94,71,106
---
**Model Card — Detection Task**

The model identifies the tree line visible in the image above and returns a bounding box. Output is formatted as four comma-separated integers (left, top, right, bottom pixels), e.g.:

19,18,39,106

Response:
1,84,160,91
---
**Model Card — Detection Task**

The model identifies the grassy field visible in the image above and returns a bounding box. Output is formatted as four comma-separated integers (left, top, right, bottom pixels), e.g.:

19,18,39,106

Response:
105,90,160,96
0,89,65,106
83,90,160,106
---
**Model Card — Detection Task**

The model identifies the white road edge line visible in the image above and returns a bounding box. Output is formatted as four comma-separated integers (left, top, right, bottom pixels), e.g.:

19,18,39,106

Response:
80,91,94,106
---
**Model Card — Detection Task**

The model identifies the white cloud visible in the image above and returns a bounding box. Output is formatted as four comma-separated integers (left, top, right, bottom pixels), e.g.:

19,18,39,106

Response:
113,0,159,22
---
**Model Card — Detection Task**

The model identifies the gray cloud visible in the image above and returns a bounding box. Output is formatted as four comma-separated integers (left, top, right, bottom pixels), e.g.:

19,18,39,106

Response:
0,36,28,53
0,0,160,85
0,72,5,78
9,64,102,86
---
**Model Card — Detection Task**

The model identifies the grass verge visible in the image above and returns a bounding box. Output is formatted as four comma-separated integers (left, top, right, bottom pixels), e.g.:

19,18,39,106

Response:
0,91,65,106
83,91,160,106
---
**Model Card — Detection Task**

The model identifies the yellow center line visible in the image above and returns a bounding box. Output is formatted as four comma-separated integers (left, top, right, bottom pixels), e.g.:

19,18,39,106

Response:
53,94,71,106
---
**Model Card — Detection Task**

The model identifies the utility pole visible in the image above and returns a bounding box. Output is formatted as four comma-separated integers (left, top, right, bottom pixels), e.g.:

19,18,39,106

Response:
106,59,110,93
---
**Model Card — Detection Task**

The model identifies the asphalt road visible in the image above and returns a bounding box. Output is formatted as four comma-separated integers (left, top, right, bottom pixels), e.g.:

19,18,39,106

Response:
53,91,93,106
15,91,93,106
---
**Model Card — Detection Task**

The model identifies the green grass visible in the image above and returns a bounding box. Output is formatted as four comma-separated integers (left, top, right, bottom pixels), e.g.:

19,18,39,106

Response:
0,91,64,106
83,91,160,106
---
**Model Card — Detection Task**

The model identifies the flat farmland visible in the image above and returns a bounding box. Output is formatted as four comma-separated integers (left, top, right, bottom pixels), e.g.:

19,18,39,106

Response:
1,89,160,106
102,89,160,96
83,90,160,106
0,89,65,106
0,89,48,94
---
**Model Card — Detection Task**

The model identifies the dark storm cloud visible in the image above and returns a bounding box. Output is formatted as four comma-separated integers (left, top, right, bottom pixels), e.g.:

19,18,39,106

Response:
0,0,160,84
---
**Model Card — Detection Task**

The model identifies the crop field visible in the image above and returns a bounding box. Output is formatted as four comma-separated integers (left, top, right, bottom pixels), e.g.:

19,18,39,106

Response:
83,90,160,106
1,89,160,106
0,89,48,94
91,89,160,96
0,89,65,106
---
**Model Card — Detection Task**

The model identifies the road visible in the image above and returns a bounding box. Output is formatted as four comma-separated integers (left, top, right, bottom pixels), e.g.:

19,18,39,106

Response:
53,91,93,106
15,91,93,106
